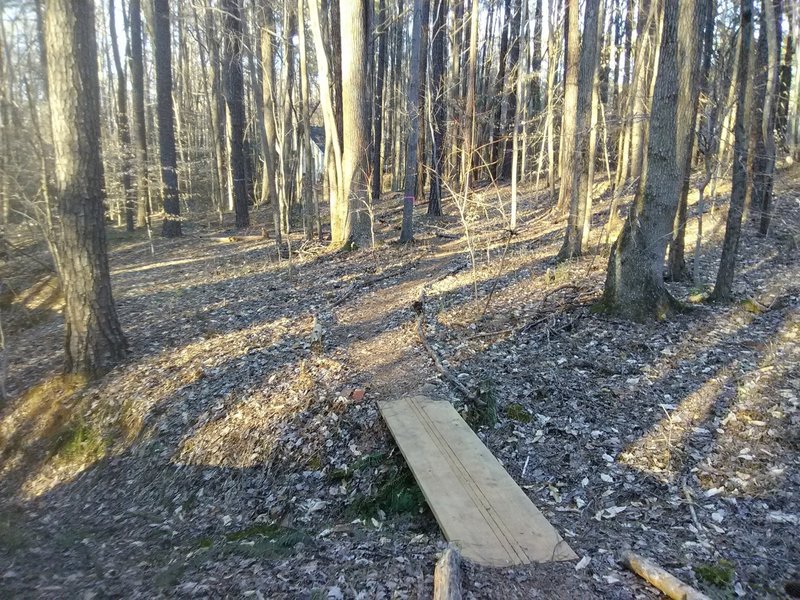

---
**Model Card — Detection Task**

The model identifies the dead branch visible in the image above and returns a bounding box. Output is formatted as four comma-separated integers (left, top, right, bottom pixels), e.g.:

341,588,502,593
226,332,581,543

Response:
433,546,462,600
620,551,711,600
415,290,480,405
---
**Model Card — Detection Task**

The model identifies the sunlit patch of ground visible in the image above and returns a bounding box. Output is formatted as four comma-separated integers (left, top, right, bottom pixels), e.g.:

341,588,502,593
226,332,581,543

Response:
176,357,347,469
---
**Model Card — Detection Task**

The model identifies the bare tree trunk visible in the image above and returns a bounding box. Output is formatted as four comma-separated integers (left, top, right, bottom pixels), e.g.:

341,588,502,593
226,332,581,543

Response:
298,0,315,239
556,0,580,214
711,0,753,300
602,0,686,320
501,0,522,180
490,0,512,174
415,0,430,201
666,0,709,280
204,5,228,221
428,0,447,216
261,8,283,244
45,0,127,376
339,0,373,247
109,0,135,232
371,0,388,204
758,0,782,235
461,0,479,194
128,0,151,228
310,0,345,243
221,0,251,229
153,0,181,237
400,0,425,242
557,0,602,260
279,7,297,232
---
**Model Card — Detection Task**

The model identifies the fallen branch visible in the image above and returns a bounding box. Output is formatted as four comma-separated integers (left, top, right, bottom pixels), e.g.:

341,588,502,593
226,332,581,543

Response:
433,546,462,600
415,290,479,405
620,551,711,600
206,235,267,243
332,259,422,307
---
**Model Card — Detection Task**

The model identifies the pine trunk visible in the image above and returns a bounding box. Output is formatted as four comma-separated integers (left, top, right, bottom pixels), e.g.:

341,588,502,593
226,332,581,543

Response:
153,0,182,237
45,0,127,376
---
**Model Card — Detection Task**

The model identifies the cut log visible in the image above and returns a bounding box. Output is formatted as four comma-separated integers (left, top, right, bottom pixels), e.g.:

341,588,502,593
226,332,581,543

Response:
620,551,711,600
433,546,462,600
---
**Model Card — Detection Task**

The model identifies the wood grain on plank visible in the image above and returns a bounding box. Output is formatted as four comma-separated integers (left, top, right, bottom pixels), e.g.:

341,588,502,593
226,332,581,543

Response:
379,395,577,566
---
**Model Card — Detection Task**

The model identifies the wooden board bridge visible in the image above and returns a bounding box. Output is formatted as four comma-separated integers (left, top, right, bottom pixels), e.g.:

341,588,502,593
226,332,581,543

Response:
379,395,576,567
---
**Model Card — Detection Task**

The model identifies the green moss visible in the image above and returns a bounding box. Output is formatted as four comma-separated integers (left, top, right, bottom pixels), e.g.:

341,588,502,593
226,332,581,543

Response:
476,378,498,427
506,403,531,423
221,523,314,559
51,419,106,464
0,508,27,553
695,559,735,588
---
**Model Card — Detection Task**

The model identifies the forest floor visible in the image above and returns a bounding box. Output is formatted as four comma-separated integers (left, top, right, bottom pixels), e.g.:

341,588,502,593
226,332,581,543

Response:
0,164,798,599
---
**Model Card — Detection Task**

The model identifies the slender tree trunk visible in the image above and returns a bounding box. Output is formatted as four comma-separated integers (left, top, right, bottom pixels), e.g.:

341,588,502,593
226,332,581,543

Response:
371,0,387,203
491,0,512,174
298,0,315,239
428,0,447,216
109,0,135,232
711,0,753,301
280,7,297,231
557,0,602,260
204,6,228,221
153,0,181,237
530,0,543,114
415,0,430,201
128,0,150,228
461,0,479,194
400,0,425,242
666,0,709,280
45,0,127,376
310,0,346,244
556,0,580,214
501,0,522,180
221,0,250,229
261,8,283,244
758,0,782,235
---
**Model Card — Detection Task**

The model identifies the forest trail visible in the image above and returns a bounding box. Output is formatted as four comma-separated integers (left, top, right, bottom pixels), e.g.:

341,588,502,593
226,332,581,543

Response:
0,167,798,598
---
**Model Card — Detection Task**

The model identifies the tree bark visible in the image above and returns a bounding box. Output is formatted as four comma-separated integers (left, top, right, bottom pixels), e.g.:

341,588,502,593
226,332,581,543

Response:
556,0,580,214
371,0,388,204
298,0,316,239
400,0,425,242
500,0,522,180
427,0,447,216
260,8,283,244
757,0,782,235
666,0,709,280
309,0,346,244
221,0,250,229
602,0,686,320
45,0,127,376
153,0,181,237
711,0,753,301
558,0,602,261
109,0,135,232
128,0,151,228
339,0,373,247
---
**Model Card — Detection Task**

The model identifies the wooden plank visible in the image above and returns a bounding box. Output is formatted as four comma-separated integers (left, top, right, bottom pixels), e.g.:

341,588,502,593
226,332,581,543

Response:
379,395,577,567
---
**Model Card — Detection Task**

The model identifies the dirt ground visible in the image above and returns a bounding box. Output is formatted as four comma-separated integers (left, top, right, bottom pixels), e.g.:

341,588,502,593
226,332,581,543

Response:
0,165,798,599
